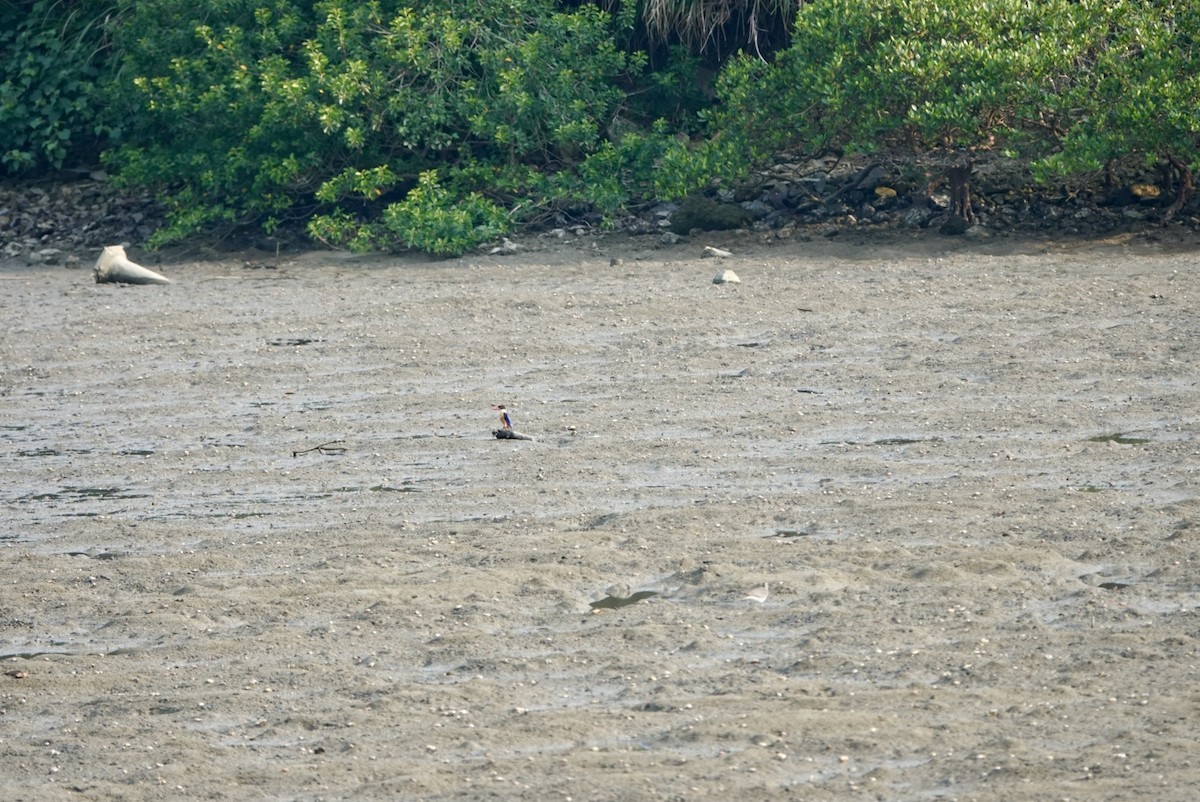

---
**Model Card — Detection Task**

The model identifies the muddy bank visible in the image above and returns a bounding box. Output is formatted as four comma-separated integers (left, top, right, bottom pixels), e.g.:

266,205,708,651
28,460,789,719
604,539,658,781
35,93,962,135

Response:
1,231,1198,800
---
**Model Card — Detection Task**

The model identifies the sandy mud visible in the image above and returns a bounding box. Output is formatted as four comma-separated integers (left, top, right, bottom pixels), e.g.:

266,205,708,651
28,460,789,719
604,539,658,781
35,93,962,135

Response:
2,230,1198,800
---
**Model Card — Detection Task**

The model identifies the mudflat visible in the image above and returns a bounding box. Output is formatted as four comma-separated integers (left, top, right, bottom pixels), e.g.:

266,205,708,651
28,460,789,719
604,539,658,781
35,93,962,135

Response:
2,230,1198,800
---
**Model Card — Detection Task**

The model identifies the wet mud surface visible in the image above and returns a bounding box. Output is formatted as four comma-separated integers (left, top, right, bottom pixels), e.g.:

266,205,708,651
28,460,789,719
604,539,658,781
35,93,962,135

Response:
2,231,1199,800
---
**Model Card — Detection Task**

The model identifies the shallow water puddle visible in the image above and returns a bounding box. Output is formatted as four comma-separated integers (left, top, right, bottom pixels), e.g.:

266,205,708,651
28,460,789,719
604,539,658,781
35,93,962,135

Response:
1098,581,1132,590
64,550,122,560
19,485,148,502
1086,432,1151,445
266,337,323,346
589,590,658,610
872,436,935,446
325,482,420,493
768,528,816,539
17,447,93,457
818,436,940,447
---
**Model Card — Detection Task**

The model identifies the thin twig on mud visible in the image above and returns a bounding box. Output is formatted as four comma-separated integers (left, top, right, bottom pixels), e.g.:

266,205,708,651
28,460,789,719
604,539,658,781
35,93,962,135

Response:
293,440,347,457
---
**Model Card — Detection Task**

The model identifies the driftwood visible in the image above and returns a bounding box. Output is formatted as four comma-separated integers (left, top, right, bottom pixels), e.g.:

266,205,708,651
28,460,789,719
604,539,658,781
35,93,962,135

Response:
493,428,535,441
94,245,172,285
822,161,885,206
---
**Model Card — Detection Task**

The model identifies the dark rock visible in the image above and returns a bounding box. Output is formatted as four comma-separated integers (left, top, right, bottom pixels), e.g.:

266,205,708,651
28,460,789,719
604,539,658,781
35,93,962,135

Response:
669,194,751,235
939,215,970,236
0,177,168,260
854,164,887,192
903,207,936,229
763,184,791,209
741,199,773,219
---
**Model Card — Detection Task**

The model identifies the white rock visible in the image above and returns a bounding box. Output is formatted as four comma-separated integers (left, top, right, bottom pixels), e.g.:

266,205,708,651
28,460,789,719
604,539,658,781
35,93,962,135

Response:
488,238,520,255
713,269,740,285
703,245,733,258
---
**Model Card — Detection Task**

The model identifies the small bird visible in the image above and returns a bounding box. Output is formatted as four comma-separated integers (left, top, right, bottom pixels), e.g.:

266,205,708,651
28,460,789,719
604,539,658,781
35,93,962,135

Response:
491,404,512,430
743,582,769,603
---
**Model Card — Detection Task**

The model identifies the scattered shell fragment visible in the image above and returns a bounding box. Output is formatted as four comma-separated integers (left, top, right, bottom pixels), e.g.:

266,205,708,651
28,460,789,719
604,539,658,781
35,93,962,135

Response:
713,268,741,285
743,582,769,603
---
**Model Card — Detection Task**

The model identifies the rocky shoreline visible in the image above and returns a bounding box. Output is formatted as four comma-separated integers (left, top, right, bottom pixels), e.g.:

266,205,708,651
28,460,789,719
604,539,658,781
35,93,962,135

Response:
0,171,165,267
2,157,1196,266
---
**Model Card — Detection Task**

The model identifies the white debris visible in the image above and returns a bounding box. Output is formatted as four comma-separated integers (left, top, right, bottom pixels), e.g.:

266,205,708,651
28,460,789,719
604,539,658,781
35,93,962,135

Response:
488,238,521,255
93,245,171,285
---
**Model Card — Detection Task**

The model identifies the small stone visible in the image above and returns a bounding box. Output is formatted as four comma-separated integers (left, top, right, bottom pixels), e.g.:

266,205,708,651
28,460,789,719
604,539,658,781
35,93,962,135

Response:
902,206,926,228
32,247,63,265
488,238,520,255
703,245,732,258
741,199,772,218
939,215,970,236
713,269,740,285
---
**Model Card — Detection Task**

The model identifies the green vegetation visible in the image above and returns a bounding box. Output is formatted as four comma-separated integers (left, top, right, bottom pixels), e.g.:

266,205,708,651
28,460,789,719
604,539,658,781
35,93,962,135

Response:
711,0,1082,158
106,0,655,252
4,0,1199,253
0,0,121,172
1034,0,1200,218
708,0,1200,218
